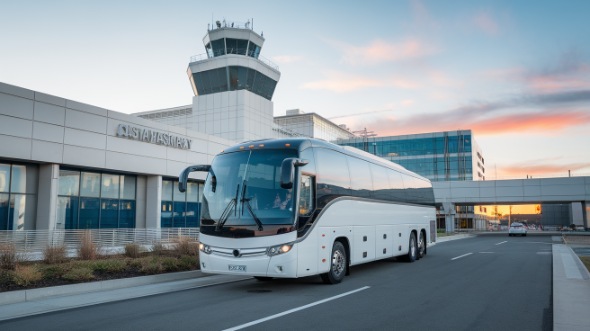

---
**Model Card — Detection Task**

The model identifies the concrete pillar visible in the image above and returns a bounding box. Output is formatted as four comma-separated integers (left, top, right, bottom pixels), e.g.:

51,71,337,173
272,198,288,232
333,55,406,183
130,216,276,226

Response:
134,176,147,228
443,202,456,233
570,202,584,228
583,201,590,230
36,164,59,230
145,175,162,229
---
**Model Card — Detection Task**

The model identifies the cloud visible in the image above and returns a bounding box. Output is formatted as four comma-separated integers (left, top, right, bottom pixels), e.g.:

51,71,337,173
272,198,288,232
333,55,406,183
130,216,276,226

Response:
472,11,500,36
497,160,590,178
523,50,590,93
272,55,303,64
342,90,590,136
301,72,419,92
330,38,435,66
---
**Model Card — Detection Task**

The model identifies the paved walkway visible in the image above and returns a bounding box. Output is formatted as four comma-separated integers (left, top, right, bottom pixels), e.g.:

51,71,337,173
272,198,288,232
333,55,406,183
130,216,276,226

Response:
1,234,589,330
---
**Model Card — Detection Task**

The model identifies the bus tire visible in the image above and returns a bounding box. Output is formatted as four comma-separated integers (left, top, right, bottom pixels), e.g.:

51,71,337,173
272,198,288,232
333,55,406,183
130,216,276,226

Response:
254,276,273,281
321,241,347,284
404,233,417,263
417,231,426,259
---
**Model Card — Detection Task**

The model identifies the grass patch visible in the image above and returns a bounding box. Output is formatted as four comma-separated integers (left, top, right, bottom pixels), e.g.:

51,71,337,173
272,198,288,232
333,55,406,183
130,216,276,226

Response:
581,256,590,273
12,265,43,286
43,245,67,264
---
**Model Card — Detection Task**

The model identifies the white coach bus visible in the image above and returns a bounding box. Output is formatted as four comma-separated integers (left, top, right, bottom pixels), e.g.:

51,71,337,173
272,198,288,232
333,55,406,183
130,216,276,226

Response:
179,138,436,284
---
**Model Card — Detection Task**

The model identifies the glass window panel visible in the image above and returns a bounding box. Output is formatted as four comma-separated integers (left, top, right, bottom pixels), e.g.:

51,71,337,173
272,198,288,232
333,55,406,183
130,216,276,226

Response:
119,200,136,228
173,201,187,227
0,164,10,193
186,181,200,202
161,201,173,227
8,194,27,230
0,193,9,230
174,181,186,202
101,174,120,199
10,165,27,193
79,197,100,228
162,180,173,201
57,196,79,230
315,149,351,198
186,202,200,227
120,175,136,200
100,199,119,228
80,172,100,197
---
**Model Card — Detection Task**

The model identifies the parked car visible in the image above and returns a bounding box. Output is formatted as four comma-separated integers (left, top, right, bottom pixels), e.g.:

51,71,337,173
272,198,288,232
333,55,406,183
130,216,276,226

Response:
509,222,527,236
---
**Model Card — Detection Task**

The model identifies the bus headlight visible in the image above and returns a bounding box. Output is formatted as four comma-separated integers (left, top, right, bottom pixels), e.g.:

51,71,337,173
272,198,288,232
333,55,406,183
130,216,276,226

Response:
199,243,212,254
267,243,293,256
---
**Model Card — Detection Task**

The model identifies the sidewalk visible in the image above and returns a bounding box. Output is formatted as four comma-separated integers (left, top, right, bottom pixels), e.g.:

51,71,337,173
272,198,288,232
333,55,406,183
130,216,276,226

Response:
553,244,590,331
0,271,250,322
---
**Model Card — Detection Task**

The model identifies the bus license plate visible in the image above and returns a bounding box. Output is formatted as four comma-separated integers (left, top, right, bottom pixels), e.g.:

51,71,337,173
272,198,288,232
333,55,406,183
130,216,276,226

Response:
228,265,246,272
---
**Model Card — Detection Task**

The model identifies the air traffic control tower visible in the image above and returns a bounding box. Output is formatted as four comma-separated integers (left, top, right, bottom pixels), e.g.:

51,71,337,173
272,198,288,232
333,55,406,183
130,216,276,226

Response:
185,19,281,141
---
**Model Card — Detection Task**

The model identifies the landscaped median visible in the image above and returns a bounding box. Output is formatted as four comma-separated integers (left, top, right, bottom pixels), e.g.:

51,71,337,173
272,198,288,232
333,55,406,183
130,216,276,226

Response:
0,233,200,293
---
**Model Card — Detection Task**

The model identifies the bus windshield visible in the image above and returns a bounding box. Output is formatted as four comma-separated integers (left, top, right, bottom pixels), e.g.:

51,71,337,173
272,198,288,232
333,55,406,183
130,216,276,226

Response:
200,149,298,237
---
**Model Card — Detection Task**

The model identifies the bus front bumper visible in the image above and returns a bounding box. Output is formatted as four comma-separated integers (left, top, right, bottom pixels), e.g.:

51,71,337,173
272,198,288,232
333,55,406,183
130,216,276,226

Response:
199,246,298,278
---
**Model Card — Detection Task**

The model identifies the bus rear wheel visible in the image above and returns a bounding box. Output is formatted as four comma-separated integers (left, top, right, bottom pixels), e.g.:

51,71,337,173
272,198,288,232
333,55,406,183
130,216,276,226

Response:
321,241,347,284
417,231,426,259
404,233,418,263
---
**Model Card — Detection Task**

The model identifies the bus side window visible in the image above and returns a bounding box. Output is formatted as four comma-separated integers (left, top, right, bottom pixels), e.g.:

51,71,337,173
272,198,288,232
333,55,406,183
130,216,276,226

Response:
299,175,314,216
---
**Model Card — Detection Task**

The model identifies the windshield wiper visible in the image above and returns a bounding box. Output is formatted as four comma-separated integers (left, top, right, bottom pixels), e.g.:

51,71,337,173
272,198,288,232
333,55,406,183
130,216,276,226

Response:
240,182,264,231
215,184,240,232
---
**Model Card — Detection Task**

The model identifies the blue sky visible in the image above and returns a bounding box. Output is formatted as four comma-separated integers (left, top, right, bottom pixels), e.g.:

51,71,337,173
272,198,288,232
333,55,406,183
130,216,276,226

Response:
1,0,590,178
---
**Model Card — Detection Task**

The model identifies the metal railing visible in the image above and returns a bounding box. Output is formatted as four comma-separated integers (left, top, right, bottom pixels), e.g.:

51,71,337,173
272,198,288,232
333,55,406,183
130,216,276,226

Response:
189,52,279,71
0,228,200,254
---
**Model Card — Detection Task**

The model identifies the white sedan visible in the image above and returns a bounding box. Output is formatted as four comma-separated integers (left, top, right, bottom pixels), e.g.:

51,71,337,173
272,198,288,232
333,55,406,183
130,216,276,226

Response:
508,222,528,236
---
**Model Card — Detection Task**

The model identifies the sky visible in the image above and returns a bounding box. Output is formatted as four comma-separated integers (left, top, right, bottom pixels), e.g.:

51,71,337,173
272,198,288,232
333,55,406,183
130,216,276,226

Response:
2,0,590,179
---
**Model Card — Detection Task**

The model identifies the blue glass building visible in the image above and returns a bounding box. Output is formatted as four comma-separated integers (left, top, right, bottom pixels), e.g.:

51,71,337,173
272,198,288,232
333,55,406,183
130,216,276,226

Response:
336,130,485,182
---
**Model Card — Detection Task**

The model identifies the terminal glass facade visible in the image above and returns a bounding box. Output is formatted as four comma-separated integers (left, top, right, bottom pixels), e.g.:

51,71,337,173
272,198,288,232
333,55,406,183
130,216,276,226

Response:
0,163,37,230
57,169,136,229
161,179,202,228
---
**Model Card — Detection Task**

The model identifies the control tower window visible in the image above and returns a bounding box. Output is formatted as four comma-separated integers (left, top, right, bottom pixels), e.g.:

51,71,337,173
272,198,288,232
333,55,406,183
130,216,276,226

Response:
210,39,226,57
226,38,248,55
247,42,261,58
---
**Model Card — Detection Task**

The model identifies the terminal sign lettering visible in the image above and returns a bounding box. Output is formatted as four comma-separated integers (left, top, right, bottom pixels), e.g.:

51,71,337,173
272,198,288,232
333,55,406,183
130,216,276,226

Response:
116,124,192,150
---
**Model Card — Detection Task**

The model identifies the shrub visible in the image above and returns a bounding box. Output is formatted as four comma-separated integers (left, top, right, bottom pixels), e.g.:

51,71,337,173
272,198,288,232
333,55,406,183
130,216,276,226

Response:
178,255,198,270
151,241,165,256
0,243,18,271
43,245,67,264
13,265,43,287
40,264,71,279
174,236,198,256
63,267,95,281
92,259,127,273
139,257,163,274
78,231,99,260
161,257,180,272
124,243,141,258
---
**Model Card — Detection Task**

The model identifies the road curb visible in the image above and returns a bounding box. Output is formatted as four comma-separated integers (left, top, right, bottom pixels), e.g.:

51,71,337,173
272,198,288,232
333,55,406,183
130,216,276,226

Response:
0,270,205,306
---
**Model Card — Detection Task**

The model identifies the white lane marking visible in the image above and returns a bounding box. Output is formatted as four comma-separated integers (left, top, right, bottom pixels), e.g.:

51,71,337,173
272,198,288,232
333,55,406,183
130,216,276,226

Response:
451,253,473,260
223,286,371,331
495,241,508,245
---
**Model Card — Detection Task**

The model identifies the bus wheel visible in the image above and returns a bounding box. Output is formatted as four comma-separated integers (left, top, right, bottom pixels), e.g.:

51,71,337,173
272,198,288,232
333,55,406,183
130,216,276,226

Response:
404,233,417,263
254,276,273,281
321,241,347,284
417,231,426,259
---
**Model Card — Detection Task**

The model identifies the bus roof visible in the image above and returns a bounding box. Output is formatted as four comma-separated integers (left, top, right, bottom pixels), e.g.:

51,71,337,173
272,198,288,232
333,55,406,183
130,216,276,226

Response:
221,137,430,182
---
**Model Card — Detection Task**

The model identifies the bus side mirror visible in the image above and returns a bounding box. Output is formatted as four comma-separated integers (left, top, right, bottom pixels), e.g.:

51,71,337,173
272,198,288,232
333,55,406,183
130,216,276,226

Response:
179,165,211,192
280,158,309,189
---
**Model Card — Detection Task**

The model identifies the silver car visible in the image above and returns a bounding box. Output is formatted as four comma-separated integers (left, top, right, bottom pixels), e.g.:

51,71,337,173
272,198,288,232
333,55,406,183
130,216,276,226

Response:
509,222,527,236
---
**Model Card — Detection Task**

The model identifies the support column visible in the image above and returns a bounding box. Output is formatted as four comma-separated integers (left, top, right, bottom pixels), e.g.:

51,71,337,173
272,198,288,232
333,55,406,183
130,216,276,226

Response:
145,175,162,229
36,164,59,230
443,202,456,233
583,201,590,230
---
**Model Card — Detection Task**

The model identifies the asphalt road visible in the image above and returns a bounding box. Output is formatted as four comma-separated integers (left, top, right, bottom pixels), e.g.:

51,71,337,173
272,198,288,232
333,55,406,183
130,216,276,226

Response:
0,234,554,331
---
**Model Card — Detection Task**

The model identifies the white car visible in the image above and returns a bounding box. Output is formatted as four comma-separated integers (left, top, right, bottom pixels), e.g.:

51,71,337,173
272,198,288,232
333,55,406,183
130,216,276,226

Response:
509,222,527,236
